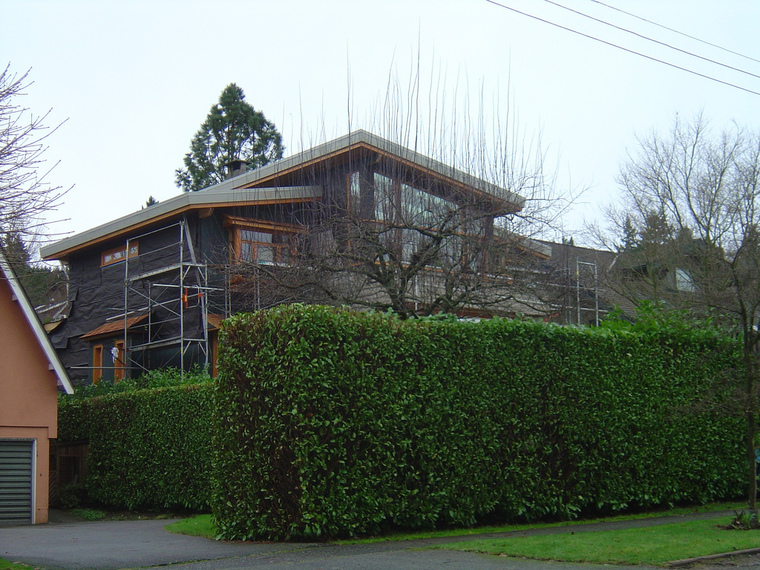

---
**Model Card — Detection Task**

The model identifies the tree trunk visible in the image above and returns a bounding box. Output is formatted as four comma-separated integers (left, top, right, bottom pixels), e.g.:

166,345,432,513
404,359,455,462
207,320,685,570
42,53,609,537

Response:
747,407,757,510
745,342,757,511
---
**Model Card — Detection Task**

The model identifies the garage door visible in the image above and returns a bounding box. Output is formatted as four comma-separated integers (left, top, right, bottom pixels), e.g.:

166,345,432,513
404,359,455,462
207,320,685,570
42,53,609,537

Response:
0,440,34,525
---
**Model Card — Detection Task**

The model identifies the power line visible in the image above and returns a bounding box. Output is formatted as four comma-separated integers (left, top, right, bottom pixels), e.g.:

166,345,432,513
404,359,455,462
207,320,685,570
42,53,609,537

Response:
589,0,760,66
542,0,760,82
484,0,760,97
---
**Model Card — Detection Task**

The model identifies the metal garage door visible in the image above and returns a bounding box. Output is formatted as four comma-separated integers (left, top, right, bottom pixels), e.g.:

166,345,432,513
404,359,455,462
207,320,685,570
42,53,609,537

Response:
0,440,34,525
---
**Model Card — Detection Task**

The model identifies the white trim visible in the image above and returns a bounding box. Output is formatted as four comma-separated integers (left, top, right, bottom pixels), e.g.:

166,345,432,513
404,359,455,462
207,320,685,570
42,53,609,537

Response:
0,249,74,394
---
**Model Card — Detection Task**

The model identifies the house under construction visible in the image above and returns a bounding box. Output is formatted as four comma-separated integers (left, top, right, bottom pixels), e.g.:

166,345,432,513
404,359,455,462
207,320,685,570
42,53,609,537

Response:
41,130,611,385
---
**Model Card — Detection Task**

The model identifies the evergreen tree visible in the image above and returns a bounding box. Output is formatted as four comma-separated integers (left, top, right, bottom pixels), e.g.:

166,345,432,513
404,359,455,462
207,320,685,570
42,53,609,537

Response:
175,84,284,192
0,233,65,309
617,215,639,252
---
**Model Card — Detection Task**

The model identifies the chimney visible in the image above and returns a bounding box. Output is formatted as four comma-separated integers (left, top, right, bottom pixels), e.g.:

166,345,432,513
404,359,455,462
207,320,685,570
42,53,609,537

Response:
224,159,248,179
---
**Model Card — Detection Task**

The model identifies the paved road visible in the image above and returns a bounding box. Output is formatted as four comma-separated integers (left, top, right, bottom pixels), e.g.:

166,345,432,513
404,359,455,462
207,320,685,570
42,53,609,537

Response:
0,510,756,569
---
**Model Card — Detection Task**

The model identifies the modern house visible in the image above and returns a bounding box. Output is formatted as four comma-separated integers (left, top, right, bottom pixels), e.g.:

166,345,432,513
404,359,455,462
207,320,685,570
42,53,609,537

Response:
0,248,74,525
41,130,589,385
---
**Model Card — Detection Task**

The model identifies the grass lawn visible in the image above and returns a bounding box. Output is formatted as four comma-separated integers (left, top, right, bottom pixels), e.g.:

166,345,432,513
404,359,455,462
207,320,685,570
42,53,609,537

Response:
164,501,744,546
333,502,744,544
165,514,216,539
434,517,760,566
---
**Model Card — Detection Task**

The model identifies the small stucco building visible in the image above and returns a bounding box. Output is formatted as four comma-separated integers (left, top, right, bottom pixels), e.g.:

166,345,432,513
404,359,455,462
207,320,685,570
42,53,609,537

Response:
0,248,73,525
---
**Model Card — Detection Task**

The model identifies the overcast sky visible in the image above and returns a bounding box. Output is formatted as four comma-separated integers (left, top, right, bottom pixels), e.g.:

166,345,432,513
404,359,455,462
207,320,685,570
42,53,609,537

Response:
5,0,760,253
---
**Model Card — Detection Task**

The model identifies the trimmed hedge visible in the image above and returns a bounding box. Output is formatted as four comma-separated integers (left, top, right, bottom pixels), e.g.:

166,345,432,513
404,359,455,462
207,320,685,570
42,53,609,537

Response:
58,383,214,511
213,305,744,540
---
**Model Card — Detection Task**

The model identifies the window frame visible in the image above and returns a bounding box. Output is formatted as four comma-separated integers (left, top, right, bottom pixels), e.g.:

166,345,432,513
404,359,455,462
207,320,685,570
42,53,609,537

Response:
224,216,304,265
92,344,103,384
113,340,126,381
101,242,139,267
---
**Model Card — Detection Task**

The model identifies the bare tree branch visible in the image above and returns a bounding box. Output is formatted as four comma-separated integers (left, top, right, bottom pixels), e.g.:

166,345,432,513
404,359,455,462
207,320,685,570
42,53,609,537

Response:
0,64,68,245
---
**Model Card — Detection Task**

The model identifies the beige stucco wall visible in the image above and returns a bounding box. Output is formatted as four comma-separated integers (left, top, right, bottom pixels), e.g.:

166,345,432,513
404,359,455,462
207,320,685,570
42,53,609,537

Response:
0,277,59,524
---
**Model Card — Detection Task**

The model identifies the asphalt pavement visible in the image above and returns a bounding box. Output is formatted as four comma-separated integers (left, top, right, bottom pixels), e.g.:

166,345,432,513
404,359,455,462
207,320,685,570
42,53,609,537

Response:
0,509,756,570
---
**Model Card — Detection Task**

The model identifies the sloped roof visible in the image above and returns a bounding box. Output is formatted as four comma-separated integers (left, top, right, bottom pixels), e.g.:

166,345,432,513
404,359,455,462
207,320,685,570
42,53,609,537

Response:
40,185,321,261
40,130,524,262
80,313,149,340
0,249,74,394
206,313,224,331
214,130,525,208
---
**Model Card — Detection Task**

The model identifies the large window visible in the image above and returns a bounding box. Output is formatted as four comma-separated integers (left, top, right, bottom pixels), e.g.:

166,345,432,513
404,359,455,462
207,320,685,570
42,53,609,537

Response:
399,180,451,226
349,171,454,225
347,171,490,268
225,217,302,264
374,173,395,221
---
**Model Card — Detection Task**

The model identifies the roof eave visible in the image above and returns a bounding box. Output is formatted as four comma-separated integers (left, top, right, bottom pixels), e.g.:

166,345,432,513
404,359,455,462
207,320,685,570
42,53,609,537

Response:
227,129,525,211
40,185,322,261
0,249,74,394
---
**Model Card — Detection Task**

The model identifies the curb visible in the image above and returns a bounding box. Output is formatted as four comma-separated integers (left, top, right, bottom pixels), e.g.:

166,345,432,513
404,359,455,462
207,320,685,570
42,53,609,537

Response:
669,547,760,567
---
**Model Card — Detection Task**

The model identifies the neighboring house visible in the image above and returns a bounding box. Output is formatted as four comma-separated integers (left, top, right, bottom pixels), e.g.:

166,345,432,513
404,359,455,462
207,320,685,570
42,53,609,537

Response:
40,130,550,385
538,240,618,326
0,248,74,525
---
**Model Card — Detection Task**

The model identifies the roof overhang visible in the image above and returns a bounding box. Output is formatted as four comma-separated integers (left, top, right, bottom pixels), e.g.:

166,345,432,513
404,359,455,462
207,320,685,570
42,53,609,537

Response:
80,313,150,340
0,249,74,394
41,130,527,262
40,185,322,261
216,129,526,212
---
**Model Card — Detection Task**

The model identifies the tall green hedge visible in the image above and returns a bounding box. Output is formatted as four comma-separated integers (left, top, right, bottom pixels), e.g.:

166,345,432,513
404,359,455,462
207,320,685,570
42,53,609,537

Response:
58,383,214,511
213,305,744,540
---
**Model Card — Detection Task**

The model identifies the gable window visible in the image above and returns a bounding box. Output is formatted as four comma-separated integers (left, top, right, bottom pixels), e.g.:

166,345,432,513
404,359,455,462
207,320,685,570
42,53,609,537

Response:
349,171,362,217
225,216,302,265
101,242,139,267
349,171,455,225
675,267,696,292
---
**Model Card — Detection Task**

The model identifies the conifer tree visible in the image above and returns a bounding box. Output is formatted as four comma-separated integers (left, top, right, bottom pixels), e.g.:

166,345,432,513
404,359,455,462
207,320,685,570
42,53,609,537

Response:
175,84,283,192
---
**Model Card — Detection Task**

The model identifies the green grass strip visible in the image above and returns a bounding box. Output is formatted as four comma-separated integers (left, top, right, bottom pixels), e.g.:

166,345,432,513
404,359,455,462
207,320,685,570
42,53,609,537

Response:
434,517,760,566
0,558,33,570
336,503,741,544
164,502,743,545
165,513,216,539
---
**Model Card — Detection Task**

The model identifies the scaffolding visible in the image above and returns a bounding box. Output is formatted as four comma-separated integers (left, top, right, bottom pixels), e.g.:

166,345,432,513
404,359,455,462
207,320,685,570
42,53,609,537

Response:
120,218,226,376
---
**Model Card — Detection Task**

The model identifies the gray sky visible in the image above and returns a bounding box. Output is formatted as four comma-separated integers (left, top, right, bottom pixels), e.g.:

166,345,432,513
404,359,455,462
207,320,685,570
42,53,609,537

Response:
5,0,760,251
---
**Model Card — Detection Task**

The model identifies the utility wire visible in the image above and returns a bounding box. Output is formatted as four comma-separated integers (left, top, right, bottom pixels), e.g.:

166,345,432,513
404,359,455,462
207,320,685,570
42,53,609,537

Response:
543,0,760,81
484,0,760,97
589,0,760,66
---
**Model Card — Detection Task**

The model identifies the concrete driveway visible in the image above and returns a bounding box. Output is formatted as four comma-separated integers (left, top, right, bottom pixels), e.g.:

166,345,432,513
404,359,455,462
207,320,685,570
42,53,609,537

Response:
0,510,750,570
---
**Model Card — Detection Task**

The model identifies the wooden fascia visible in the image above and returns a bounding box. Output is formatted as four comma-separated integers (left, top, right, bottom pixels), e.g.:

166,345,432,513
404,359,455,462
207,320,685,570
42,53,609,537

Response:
48,197,317,261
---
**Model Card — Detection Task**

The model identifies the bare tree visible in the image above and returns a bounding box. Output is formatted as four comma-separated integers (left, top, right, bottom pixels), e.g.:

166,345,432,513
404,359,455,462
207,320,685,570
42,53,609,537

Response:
230,72,577,319
0,65,67,243
594,113,760,511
